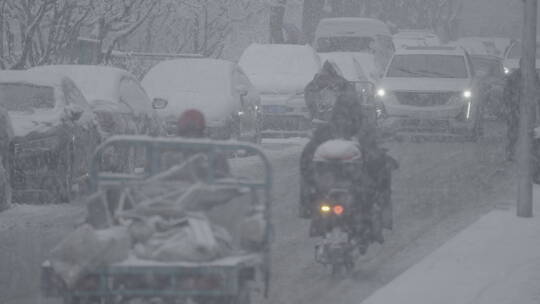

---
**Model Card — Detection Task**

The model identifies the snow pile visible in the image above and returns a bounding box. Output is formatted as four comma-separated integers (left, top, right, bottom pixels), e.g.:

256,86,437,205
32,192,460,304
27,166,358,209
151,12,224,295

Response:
316,18,391,38
239,43,321,94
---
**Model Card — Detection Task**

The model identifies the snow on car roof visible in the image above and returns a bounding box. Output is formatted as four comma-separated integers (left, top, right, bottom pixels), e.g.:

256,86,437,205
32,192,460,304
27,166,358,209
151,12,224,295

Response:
142,58,234,95
316,18,391,37
141,58,237,125
239,43,320,93
29,65,133,103
319,53,372,82
470,54,502,60
394,30,438,38
396,46,465,56
0,70,97,137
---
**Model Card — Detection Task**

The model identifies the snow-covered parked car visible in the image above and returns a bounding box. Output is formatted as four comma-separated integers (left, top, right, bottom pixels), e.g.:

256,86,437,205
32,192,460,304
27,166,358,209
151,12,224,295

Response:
0,71,101,204
29,65,163,138
376,46,483,140
314,18,394,79
142,58,262,142
0,105,13,210
239,43,320,136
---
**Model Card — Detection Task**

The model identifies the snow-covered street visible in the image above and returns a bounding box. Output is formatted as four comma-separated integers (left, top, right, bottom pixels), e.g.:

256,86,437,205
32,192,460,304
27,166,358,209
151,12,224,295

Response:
0,121,514,304
257,122,513,304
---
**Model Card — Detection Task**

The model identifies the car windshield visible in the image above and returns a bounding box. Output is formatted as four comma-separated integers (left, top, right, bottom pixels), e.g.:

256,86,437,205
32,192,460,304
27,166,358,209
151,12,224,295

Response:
387,54,468,78
0,83,55,111
507,43,540,59
317,36,374,53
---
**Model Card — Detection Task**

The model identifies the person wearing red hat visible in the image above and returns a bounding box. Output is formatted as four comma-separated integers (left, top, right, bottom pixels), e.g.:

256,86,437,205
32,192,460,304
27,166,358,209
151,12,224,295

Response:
174,109,230,178
177,109,207,138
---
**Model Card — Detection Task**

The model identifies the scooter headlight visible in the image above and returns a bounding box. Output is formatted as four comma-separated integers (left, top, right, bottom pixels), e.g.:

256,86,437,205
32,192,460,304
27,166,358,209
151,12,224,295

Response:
376,88,386,98
320,204,331,213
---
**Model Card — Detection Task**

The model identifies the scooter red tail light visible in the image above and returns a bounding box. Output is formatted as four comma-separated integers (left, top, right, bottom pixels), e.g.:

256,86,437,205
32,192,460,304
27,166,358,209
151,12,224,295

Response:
333,205,344,215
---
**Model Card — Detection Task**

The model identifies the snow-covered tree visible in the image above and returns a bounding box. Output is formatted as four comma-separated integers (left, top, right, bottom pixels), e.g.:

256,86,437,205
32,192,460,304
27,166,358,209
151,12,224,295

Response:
0,0,160,69
87,0,159,63
137,0,265,58
0,0,93,69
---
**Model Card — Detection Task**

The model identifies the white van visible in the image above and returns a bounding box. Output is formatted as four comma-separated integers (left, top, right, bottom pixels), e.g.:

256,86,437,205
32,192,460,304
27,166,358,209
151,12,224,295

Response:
314,18,395,78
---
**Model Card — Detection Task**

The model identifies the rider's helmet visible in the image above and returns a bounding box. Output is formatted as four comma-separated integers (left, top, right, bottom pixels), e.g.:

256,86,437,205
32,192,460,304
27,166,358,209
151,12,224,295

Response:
177,109,206,138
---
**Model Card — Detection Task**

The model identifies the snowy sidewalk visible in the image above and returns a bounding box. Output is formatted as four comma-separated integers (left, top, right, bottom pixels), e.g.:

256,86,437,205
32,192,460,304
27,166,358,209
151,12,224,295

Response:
361,186,540,304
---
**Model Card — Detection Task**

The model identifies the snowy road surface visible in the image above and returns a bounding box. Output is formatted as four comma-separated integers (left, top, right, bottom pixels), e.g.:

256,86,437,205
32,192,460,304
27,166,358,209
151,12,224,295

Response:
0,122,512,304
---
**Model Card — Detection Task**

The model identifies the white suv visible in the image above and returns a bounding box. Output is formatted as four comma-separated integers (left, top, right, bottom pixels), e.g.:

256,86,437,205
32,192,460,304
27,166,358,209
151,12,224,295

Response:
376,46,483,140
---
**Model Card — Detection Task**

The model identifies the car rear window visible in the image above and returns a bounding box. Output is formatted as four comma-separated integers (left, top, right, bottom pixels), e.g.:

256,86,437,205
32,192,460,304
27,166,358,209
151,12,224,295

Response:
387,54,468,79
0,83,55,111
316,36,374,52
507,43,540,59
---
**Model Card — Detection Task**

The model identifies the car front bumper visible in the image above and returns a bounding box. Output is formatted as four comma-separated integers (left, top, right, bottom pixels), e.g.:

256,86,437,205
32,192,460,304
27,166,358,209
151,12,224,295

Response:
381,103,475,134
260,94,311,133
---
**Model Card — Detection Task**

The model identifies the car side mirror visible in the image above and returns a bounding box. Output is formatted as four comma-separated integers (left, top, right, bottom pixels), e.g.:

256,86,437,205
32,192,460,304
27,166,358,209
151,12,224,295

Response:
65,105,84,122
152,98,168,109
236,85,248,97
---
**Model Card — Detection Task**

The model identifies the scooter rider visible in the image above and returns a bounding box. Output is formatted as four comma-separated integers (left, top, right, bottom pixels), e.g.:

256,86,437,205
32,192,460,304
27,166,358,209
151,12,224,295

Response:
305,61,356,122
299,89,396,243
